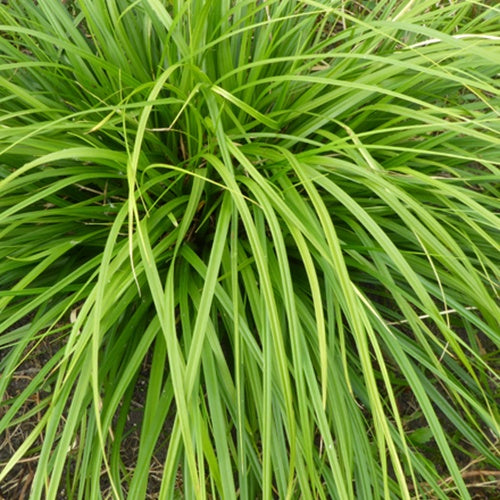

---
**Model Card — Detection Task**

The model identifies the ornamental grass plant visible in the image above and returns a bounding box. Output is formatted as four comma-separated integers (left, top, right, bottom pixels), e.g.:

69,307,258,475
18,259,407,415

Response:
0,0,499,498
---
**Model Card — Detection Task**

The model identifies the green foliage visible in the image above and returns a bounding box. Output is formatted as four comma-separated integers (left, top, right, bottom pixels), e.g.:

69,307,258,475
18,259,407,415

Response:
0,0,499,498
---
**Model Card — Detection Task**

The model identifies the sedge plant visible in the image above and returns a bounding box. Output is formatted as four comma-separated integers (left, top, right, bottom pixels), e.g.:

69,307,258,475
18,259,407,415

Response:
0,0,499,498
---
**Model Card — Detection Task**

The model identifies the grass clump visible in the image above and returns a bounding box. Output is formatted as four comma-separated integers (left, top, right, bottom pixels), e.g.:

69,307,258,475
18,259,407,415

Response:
0,0,499,498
